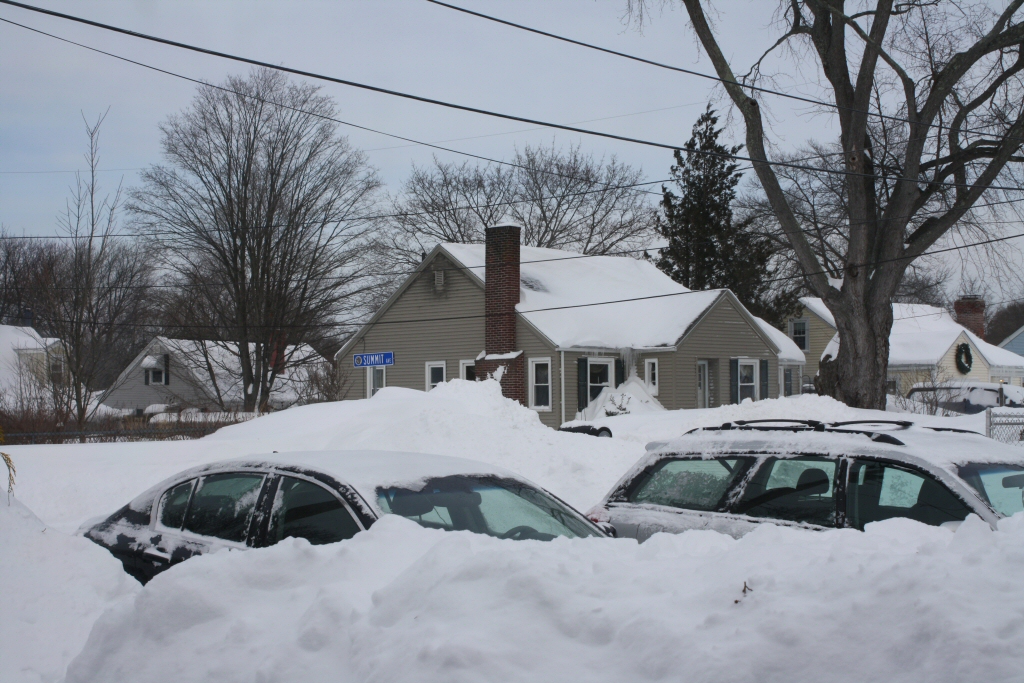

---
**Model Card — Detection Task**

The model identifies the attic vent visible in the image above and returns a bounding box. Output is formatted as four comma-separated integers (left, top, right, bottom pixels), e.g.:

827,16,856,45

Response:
520,274,547,292
434,269,445,289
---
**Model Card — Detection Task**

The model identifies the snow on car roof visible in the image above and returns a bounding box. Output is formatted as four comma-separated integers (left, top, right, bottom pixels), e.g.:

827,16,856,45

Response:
441,243,725,349
644,425,1024,473
131,450,531,518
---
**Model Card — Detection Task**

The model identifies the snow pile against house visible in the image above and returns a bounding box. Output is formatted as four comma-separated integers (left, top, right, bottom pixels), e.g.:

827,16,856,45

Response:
0,497,139,683
442,243,724,349
65,513,1024,683
582,375,665,420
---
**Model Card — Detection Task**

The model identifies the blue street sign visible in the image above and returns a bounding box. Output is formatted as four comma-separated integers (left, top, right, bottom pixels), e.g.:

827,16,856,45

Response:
353,351,394,368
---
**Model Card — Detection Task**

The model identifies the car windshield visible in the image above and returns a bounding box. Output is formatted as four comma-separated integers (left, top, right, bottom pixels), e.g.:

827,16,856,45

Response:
377,475,601,540
957,463,1024,517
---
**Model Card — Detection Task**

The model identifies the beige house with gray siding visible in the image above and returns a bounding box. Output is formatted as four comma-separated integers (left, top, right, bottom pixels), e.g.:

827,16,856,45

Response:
338,226,804,428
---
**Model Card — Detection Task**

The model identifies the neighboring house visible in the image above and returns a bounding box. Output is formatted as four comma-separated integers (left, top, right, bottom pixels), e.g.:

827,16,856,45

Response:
819,301,1024,394
998,324,1024,359
0,324,64,393
785,297,838,388
336,225,805,428
100,337,323,413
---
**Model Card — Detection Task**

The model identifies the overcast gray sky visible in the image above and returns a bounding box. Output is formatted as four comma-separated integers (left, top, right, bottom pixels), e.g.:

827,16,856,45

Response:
0,0,845,237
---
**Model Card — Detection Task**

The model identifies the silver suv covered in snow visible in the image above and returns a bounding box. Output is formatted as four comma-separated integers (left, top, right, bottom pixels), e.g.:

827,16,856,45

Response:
589,420,1024,541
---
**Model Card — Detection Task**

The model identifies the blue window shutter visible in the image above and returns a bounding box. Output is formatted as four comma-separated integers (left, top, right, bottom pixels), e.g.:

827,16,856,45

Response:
615,359,625,387
164,354,170,385
760,359,769,400
729,359,738,404
577,357,589,411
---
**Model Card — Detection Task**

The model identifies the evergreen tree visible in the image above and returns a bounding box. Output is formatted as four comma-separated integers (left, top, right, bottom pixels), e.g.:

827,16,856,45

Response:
657,106,797,326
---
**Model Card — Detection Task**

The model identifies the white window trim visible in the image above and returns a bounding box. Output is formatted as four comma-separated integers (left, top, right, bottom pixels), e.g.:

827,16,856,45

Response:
789,318,809,351
366,365,386,399
587,357,615,401
644,358,659,396
425,361,447,391
738,358,759,401
459,359,476,381
696,360,709,409
528,357,552,411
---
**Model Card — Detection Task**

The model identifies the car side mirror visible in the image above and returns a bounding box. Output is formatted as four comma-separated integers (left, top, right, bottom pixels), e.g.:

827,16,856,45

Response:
595,521,617,537
1002,473,1024,489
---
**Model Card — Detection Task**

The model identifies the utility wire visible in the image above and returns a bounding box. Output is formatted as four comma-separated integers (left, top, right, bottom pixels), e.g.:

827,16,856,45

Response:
19,226,1024,331
427,0,1024,145
2,3,1023,193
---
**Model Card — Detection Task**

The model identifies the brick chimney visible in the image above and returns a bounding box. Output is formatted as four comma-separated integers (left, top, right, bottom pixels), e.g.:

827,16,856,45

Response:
954,295,986,339
474,225,525,404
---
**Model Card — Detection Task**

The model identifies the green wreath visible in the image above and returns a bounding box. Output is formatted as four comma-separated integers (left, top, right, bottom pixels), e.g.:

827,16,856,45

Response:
955,343,973,375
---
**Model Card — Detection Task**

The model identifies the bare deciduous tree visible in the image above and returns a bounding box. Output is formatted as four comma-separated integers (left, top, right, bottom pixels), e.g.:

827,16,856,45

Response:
381,143,657,268
630,1,1024,408
130,68,382,411
32,112,153,429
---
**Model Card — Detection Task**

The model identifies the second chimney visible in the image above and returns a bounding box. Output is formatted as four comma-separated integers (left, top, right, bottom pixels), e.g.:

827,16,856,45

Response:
954,295,986,339
484,225,521,354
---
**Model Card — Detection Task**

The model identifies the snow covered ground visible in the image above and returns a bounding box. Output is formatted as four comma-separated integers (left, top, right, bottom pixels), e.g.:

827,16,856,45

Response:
2,380,1022,682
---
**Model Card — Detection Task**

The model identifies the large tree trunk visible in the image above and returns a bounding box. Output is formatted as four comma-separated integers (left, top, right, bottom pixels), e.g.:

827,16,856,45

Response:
817,294,893,409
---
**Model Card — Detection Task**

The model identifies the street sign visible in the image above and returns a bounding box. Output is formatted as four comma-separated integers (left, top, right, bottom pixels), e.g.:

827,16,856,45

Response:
353,351,394,368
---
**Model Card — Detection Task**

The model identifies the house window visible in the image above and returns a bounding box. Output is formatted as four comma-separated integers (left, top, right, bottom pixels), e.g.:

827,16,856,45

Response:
790,320,808,351
529,358,551,410
886,378,898,395
645,358,659,396
425,361,446,391
150,369,164,385
738,360,758,401
588,359,613,401
460,360,476,381
367,366,386,398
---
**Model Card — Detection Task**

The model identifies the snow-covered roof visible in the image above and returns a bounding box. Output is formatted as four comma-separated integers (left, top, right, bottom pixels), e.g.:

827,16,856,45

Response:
105,336,324,409
0,325,52,388
441,244,745,350
799,296,836,327
755,318,805,364
821,304,1024,369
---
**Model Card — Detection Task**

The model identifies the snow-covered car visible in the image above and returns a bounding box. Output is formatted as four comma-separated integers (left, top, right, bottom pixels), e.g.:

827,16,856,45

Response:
905,381,1024,414
83,450,605,583
588,420,1024,541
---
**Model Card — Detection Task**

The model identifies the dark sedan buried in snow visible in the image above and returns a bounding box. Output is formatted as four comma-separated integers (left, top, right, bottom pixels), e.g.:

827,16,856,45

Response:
83,450,605,583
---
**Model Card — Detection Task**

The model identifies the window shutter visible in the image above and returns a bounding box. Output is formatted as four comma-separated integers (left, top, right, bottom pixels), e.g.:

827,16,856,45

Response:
760,359,769,400
164,354,170,385
729,358,738,404
615,359,625,387
144,370,150,386
577,357,589,411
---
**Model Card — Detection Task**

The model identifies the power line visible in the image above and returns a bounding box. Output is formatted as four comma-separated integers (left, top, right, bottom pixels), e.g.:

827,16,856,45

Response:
426,0,1024,145
3,3,1023,193
19,226,1024,330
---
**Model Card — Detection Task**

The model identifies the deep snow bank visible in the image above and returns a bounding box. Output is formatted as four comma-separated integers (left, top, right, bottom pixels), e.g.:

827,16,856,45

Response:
67,514,1024,683
0,498,139,683
9,380,642,531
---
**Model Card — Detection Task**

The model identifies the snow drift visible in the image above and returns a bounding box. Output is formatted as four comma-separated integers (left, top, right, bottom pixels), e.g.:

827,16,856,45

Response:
66,513,1024,683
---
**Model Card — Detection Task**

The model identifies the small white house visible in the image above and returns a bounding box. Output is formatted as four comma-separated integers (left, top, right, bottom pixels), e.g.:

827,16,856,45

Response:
0,324,63,393
100,337,324,414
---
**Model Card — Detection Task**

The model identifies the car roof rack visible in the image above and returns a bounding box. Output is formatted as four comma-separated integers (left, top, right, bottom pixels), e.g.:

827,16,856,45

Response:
923,426,981,435
685,422,905,446
829,419,914,429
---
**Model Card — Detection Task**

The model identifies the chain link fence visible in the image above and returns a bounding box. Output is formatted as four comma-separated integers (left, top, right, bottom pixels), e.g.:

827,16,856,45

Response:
986,408,1024,447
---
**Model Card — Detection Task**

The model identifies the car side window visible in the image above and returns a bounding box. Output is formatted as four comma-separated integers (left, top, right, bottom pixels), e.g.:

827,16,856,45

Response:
847,460,972,530
182,472,265,543
628,458,753,512
158,479,195,529
268,476,361,546
734,457,838,527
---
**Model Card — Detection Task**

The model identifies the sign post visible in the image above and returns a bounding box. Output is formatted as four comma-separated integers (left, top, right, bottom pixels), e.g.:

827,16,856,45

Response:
353,352,395,368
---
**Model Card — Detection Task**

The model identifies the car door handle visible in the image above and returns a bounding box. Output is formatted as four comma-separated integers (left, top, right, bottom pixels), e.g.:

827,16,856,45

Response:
143,547,171,562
